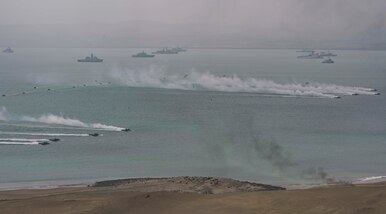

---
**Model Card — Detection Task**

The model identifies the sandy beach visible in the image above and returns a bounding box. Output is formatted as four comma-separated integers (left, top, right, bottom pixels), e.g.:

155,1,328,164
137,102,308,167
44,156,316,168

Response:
1,177,386,214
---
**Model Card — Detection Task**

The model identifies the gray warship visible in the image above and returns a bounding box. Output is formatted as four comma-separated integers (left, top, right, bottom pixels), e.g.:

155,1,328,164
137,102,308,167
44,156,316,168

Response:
77,53,103,62
152,48,178,54
322,58,334,64
171,47,187,52
132,51,155,58
3,47,14,53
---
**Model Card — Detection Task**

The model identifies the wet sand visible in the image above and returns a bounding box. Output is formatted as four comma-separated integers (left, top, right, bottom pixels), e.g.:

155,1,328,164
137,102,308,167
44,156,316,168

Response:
0,177,386,214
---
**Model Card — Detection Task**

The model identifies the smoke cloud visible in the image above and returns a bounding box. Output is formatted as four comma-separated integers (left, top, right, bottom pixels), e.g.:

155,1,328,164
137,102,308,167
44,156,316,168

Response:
253,137,296,172
301,166,349,184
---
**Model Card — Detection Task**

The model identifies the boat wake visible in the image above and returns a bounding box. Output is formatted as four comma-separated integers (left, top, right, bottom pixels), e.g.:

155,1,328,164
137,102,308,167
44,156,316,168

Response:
0,132,90,137
0,107,126,132
110,68,380,99
0,138,51,146
0,141,40,145
0,138,50,142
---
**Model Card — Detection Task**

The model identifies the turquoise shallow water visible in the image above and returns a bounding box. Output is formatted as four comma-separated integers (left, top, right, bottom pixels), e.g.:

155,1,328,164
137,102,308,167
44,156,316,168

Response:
0,48,385,188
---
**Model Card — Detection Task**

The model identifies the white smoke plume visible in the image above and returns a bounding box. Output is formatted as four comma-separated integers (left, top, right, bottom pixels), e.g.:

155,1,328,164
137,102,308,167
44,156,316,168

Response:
110,67,379,99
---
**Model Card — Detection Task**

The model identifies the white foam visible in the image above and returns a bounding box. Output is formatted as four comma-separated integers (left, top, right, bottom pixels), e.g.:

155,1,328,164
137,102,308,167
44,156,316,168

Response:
0,107,126,132
0,132,89,137
0,138,49,142
0,141,39,145
357,175,386,183
110,68,379,98
22,114,126,131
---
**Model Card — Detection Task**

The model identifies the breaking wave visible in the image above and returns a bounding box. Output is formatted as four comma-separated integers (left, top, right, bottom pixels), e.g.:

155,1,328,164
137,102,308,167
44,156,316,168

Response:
0,108,125,131
110,68,379,98
357,175,386,183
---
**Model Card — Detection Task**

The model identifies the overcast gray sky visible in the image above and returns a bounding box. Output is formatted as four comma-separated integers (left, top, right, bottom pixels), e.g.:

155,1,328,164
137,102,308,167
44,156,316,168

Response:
1,0,385,49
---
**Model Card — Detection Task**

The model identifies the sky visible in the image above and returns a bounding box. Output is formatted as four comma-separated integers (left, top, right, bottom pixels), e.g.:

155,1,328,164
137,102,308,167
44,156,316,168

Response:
0,0,385,49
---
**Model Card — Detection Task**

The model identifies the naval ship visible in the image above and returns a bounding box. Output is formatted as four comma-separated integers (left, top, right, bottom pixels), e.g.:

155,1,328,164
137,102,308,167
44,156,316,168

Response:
152,48,178,54
171,47,187,52
319,51,337,57
322,58,334,64
132,51,155,58
2,47,14,53
77,53,103,62
297,51,323,59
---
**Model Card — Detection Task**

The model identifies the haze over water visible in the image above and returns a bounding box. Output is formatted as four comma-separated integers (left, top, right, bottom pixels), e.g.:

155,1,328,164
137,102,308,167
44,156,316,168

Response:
0,48,385,188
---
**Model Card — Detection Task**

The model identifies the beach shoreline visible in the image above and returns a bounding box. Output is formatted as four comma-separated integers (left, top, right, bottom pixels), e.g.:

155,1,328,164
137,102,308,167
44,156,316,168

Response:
1,176,386,213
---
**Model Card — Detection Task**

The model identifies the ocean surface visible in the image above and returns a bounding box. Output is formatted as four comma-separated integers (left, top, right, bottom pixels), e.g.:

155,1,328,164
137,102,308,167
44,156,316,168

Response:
0,48,385,189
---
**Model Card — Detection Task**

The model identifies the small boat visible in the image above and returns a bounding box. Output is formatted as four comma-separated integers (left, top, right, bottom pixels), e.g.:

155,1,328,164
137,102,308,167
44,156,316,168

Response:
49,138,60,142
121,128,131,132
132,51,155,58
39,142,50,146
89,133,100,137
3,47,14,53
78,53,103,62
322,58,334,64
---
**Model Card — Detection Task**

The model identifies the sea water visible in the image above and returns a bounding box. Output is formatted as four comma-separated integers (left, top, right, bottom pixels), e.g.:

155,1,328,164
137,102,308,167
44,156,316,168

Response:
0,48,385,188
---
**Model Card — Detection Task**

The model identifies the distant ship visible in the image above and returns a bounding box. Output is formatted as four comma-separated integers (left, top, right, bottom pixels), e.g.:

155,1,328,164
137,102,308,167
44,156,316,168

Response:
77,53,103,62
152,48,178,54
132,51,155,58
171,47,187,52
322,58,334,64
297,51,323,59
296,49,314,53
319,51,337,57
2,47,14,53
